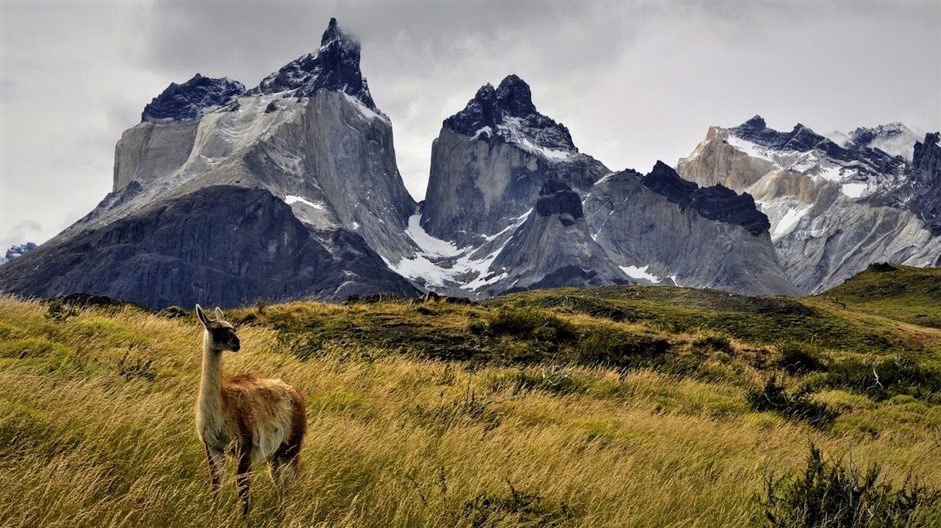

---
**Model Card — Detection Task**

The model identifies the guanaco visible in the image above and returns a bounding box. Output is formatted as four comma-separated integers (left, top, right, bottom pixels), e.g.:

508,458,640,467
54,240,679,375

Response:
194,305,306,516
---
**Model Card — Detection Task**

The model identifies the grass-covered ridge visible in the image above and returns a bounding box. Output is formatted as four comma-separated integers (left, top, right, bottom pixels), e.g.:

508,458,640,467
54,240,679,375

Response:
0,270,939,526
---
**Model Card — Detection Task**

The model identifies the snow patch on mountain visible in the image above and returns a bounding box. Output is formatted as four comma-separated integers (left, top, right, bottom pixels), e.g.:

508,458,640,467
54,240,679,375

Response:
619,265,662,283
285,195,326,210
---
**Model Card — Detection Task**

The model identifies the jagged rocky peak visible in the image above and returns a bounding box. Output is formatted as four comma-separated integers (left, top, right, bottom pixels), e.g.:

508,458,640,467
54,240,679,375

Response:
250,17,377,110
844,123,926,161
443,74,577,157
141,74,246,122
642,161,769,236
731,115,833,153
534,180,583,226
642,160,697,205
727,115,905,176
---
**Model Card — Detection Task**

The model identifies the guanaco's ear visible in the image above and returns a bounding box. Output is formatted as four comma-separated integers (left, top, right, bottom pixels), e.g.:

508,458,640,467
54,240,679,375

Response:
195,304,210,328
214,307,225,321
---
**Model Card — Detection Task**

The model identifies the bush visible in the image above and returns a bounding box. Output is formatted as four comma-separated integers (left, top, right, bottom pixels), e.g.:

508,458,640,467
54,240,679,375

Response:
747,376,837,427
692,333,733,354
775,342,825,374
157,306,188,319
485,307,576,342
45,300,78,322
573,326,670,368
761,445,939,527
461,481,578,527
822,355,941,401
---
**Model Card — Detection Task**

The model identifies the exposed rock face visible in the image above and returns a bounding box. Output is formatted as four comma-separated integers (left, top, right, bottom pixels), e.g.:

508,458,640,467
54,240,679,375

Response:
84,20,417,264
677,117,941,293
421,75,609,247
141,74,245,122
3,19,419,308
400,77,795,297
643,161,770,236
907,133,941,235
481,181,629,295
0,186,416,308
828,123,927,162
249,18,379,111
585,166,796,295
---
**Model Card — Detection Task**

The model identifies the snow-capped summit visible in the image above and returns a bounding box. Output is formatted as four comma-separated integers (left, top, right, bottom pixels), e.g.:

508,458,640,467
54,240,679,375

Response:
677,117,941,294
250,18,378,111
141,74,246,122
443,74,577,160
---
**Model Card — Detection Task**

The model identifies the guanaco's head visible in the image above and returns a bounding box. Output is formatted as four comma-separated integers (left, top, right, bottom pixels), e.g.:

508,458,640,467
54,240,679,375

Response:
195,304,241,352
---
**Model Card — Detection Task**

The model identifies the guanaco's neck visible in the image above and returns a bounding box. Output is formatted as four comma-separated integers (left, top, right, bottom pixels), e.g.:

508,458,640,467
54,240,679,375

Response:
198,333,224,421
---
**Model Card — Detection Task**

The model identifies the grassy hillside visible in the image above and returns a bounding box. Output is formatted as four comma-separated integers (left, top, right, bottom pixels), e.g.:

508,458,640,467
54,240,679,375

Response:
0,272,939,526
819,264,941,329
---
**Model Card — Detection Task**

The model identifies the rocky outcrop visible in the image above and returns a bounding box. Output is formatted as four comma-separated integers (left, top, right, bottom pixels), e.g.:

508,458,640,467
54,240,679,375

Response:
6,18,420,308
249,18,379,111
0,186,417,308
141,74,245,122
677,117,941,293
421,75,609,248
585,165,796,295
481,181,629,295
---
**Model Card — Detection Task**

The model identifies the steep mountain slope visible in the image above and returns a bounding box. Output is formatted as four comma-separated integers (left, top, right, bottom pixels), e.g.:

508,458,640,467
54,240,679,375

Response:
399,77,795,297
0,18,419,307
479,181,629,294
677,116,941,293
421,75,610,247
585,163,796,295
0,186,416,308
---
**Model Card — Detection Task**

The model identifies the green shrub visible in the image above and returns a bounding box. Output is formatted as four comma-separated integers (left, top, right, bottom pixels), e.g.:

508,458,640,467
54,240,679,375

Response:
461,481,578,527
775,342,826,374
573,326,670,368
486,307,576,342
157,306,188,319
822,355,941,401
692,333,734,354
761,445,940,527
747,376,837,427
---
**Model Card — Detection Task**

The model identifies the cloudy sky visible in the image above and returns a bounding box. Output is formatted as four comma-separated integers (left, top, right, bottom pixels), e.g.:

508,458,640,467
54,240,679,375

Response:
1,0,939,248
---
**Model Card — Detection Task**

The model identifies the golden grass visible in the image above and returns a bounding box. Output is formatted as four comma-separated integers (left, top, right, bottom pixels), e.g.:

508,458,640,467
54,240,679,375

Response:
0,296,938,527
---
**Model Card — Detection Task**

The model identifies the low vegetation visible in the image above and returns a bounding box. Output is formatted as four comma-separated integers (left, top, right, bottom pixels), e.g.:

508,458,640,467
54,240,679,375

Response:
0,266,939,526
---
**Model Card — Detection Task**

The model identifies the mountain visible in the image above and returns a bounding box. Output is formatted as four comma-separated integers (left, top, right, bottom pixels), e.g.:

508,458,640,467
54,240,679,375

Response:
584,163,796,295
0,18,419,307
677,116,941,293
393,77,796,297
0,242,37,265
421,75,610,247
0,187,415,308
827,123,927,162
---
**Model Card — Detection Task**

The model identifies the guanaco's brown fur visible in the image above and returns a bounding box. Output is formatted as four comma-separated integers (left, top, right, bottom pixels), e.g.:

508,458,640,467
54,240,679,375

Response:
195,305,306,517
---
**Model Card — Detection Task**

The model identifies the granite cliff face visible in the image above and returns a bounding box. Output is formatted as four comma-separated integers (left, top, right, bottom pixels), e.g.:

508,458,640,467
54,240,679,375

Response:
677,117,941,293
1,19,420,307
393,78,795,297
421,76,610,248
584,165,796,295
0,187,416,308
8,20,930,306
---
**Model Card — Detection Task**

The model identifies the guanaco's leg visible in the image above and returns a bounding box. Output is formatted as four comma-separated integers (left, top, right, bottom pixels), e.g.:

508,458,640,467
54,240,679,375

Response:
236,444,252,517
204,444,224,493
